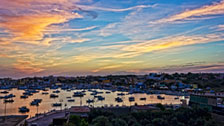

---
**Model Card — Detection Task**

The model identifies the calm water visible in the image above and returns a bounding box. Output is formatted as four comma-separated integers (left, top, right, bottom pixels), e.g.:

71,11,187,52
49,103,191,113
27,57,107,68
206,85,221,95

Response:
0,89,188,117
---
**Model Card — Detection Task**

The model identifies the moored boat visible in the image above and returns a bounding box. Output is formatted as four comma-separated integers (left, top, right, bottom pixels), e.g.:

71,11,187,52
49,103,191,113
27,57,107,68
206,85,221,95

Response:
4,99,14,103
0,91,9,94
68,99,75,102
157,95,165,100
86,99,94,103
19,106,29,113
115,97,123,102
129,97,135,102
73,92,85,97
50,94,58,98
52,103,62,107
140,97,146,101
20,95,28,99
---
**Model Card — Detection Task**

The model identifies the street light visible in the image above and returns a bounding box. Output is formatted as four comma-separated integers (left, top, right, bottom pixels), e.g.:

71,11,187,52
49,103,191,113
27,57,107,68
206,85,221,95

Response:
4,102,7,122
59,99,63,111
36,104,39,119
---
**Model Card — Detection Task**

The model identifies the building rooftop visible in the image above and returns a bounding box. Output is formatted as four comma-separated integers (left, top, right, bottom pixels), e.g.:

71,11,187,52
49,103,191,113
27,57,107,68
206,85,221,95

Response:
131,105,159,111
0,115,28,126
69,106,90,113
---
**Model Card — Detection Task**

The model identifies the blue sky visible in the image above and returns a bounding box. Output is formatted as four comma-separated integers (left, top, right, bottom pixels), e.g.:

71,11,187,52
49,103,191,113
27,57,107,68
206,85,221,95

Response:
0,0,224,78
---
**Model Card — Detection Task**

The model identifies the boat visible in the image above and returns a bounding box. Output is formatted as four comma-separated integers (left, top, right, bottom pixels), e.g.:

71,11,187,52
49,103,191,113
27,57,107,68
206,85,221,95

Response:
53,90,60,93
0,91,9,94
42,92,49,95
185,96,189,99
140,97,146,101
73,92,85,97
30,99,42,106
18,86,28,90
42,88,49,91
19,106,29,113
30,101,39,106
117,93,125,96
50,94,58,98
86,99,94,103
105,91,111,94
97,96,105,101
174,97,179,100
4,99,14,103
66,96,72,99
129,97,135,102
23,92,33,96
68,99,75,102
7,94,15,98
90,92,97,96
34,99,42,103
115,97,123,102
157,95,165,100
52,103,62,107
97,91,103,94
20,95,28,99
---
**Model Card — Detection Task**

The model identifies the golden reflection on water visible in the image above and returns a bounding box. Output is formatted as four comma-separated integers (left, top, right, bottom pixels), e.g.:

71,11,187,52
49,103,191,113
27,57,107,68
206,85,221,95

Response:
0,89,188,117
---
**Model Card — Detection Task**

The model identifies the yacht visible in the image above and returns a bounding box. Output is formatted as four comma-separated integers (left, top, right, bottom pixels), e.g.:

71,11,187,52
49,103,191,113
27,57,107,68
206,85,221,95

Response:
50,94,58,98
68,99,75,102
140,97,146,101
97,96,105,101
115,97,123,102
105,91,111,94
157,95,165,100
4,99,14,103
0,91,9,94
42,92,49,95
129,97,135,102
52,103,62,107
53,90,60,93
20,95,28,99
19,106,29,113
73,92,85,97
117,93,125,96
86,99,94,103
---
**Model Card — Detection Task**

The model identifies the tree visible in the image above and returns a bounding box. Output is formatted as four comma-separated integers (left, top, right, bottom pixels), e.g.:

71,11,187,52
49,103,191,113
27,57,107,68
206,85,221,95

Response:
112,118,128,126
91,116,112,126
156,103,165,111
152,118,168,126
69,115,88,126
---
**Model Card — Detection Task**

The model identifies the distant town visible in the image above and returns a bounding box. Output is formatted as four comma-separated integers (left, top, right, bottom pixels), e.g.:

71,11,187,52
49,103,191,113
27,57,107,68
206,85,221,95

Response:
1,73,224,92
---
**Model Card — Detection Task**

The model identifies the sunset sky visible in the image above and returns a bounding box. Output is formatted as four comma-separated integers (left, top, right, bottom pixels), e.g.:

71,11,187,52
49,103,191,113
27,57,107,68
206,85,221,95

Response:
0,0,224,78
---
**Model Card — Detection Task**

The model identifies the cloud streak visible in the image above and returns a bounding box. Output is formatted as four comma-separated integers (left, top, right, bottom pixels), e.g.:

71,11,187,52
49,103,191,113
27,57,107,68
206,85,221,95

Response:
151,0,224,24
77,4,156,12
120,33,224,57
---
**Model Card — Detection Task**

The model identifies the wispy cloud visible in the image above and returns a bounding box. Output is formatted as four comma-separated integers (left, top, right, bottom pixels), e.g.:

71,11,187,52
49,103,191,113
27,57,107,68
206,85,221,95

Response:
77,4,156,12
45,26,97,32
92,64,123,73
151,0,224,24
120,33,224,57
217,24,224,31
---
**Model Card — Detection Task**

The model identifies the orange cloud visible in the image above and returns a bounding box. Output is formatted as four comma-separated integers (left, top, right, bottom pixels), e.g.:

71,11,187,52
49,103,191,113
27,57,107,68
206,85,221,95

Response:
92,65,123,73
13,60,44,74
121,33,224,57
0,0,82,42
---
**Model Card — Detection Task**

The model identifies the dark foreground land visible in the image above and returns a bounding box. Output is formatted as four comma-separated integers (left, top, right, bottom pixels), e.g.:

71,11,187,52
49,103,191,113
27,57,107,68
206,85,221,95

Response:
64,106,220,126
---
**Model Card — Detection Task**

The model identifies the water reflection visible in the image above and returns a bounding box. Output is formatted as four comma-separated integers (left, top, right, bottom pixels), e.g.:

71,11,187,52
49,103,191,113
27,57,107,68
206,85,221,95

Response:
0,89,188,117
